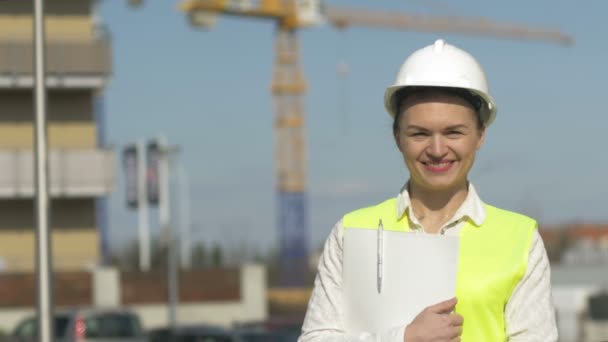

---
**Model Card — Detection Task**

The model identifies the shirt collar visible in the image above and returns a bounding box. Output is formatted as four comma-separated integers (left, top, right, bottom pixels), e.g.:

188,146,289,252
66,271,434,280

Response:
395,182,486,227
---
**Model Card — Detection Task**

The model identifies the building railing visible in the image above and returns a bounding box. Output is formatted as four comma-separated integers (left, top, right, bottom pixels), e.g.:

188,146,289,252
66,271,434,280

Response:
0,148,115,197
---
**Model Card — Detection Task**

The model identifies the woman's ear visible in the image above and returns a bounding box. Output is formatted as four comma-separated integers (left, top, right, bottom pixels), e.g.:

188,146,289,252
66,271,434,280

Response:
476,126,486,150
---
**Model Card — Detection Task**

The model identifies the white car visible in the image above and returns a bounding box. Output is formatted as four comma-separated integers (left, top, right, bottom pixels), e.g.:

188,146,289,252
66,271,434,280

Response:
10,308,148,342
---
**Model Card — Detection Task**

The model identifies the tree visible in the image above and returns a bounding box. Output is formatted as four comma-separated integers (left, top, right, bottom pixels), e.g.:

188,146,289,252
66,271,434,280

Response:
210,243,224,267
111,237,167,272
190,242,207,269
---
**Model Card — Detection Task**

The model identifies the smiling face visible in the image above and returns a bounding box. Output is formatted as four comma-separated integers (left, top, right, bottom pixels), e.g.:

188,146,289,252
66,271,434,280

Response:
393,89,486,192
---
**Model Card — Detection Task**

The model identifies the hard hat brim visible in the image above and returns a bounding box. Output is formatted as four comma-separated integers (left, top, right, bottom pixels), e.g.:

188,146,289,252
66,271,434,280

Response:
384,85,497,127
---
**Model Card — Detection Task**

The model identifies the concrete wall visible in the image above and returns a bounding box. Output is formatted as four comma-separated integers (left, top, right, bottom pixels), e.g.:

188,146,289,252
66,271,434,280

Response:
93,267,121,308
0,264,268,334
131,264,268,329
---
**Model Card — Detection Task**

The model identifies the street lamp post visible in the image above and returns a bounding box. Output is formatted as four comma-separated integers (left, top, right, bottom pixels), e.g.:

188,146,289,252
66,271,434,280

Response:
33,0,54,341
157,137,180,332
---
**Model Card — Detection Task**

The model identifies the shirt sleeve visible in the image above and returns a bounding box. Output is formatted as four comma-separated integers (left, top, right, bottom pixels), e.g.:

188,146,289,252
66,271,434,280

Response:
505,230,558,341
298,219,406,342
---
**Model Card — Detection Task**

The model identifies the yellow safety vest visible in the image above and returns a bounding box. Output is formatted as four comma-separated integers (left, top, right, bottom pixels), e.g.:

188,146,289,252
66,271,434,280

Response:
342,198,536,341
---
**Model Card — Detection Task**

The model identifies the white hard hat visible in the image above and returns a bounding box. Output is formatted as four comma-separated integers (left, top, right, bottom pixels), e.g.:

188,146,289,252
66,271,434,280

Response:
384,39,497,127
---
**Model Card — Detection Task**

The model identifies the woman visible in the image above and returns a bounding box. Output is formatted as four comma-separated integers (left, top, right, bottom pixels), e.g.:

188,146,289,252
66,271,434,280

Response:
299,39,557,341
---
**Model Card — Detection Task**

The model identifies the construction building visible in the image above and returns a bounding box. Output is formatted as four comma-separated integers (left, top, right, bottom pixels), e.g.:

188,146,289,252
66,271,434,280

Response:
0,0,113,271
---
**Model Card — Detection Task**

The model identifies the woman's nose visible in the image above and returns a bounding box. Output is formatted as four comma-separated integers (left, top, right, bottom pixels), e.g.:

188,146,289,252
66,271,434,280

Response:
427,135,448,157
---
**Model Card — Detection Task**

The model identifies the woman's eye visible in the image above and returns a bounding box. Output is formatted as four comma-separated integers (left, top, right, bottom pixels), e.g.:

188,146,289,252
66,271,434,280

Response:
447,131,463,136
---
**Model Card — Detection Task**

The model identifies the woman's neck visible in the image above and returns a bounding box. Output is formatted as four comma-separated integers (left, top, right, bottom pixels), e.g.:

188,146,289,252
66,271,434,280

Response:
408,181,469,233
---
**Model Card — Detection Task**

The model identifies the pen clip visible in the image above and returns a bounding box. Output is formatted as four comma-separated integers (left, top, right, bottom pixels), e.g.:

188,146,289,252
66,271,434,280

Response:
377,218,383,293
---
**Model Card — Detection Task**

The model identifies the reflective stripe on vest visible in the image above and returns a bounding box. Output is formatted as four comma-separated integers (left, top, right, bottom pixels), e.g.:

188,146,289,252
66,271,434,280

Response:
342,198,536,341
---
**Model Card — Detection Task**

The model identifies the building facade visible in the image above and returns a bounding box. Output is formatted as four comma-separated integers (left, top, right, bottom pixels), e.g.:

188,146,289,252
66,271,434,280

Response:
0,0,113,271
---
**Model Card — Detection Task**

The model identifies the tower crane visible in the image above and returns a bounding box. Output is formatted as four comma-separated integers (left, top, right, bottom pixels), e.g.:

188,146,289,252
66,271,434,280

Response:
178,0,572,286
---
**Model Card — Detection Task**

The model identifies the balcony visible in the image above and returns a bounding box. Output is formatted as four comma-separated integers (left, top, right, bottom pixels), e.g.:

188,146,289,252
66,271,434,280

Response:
0,39,112,88
0,148,115,197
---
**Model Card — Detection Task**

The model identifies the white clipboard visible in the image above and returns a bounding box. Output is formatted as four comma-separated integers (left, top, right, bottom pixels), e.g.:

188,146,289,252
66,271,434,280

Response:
343,229,459,334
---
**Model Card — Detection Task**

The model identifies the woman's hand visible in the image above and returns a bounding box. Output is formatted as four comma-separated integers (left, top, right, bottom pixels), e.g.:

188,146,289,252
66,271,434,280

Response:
403,297,463,342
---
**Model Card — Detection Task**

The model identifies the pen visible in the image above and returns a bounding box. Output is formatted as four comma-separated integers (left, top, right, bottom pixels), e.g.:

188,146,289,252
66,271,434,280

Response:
377,218,383,293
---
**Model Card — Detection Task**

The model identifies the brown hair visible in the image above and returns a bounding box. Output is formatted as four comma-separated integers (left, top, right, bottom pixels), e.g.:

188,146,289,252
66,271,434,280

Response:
392,87,483,134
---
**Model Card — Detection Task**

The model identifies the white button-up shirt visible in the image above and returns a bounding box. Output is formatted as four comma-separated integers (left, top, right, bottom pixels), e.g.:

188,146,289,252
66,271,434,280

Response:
299,183,558,342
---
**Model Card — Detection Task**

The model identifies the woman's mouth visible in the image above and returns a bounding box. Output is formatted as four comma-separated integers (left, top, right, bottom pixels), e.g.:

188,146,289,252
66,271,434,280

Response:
422,161,455,173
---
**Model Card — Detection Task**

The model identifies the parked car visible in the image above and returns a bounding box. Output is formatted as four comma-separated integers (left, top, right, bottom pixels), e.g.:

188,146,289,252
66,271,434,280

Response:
232,327,296,342
148,324,236,342
10,308,147,342
233,316,301,342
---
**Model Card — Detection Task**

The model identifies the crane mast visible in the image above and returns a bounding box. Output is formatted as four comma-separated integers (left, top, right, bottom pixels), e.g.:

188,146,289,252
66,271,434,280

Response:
272,27,309,285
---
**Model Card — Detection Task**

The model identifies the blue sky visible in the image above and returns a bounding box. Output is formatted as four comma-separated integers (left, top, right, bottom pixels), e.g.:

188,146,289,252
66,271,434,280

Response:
99,0,608,255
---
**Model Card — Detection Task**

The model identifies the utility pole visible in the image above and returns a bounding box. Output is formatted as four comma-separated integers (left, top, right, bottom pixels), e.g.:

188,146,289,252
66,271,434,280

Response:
33,0,54,340
178,165,192,270
137,140,151,271
157,136,179,332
